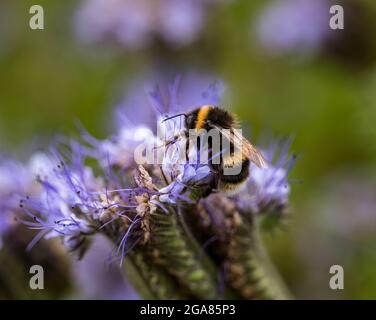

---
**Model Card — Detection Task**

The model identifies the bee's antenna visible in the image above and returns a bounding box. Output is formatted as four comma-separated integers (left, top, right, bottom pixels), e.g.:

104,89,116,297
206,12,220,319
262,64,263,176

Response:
161,113,187,123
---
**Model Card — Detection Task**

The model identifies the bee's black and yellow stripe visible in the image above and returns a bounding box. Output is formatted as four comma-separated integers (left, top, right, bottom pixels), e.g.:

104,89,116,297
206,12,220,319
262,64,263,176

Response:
186,105,250,192
196,105,212,130
189,105,235,131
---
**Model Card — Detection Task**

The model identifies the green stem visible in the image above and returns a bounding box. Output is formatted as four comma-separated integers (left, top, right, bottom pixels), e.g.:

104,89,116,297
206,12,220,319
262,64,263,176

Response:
196,194,291,300
149,207,220,299
121,250,187,300
227,214,291,299
102,221,188,300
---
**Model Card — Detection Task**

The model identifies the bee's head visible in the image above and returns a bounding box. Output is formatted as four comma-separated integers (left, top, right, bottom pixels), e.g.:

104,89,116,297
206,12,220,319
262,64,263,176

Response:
185,112,197,129
161,110,197,129
187,106,211,130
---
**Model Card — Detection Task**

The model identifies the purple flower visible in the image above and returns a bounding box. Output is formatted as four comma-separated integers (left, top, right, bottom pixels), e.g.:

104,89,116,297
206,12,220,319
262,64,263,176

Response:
18,140,149,261
75,0,153,50
235,139,295,214
1,73,298,301
74,0,232,49
255,0,330,57
18,151,102,256
83,125,155,169
158,0,204,46
159,163,212,204
73,235,139,299
0,156,45,247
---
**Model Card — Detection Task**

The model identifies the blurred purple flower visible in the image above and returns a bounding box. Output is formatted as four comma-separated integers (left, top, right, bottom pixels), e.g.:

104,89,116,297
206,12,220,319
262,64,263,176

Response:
74,0,231,49
158,0,204,46
0,155,47,247
73,235,139,299
235,140,295,215
255,0,330,56
75,0,153,49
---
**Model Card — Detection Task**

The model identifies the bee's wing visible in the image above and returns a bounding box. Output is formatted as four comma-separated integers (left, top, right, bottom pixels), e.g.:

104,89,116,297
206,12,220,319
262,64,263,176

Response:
241,136,268,168
212,124,268,168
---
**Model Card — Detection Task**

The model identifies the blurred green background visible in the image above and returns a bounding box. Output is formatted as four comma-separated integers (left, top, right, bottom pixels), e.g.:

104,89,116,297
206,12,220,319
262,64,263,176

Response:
1,0,376,299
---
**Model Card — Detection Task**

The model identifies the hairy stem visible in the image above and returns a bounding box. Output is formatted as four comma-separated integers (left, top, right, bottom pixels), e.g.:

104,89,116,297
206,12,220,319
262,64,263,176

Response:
122,249,188,300
197,194,291,300
226,215,291,299
149,207,220,299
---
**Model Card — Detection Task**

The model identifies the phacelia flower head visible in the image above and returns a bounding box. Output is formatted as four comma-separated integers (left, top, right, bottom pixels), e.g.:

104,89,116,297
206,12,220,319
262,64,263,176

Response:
15,76,295,279
14,76,226,263
18,148,103,256
159,163,213,204
18,140,153,262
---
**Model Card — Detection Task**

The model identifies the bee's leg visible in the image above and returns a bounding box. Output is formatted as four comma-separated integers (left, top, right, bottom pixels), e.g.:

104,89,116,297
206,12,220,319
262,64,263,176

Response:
210,161,222,193
185,130,189,162
201,174,220,197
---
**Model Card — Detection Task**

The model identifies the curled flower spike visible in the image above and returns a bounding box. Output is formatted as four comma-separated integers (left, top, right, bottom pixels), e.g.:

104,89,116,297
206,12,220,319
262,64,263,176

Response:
18,160,100,257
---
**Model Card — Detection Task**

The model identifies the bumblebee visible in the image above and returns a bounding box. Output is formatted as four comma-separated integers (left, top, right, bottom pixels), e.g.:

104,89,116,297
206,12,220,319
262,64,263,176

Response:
163,105,267,193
